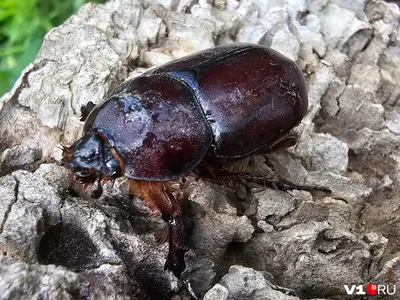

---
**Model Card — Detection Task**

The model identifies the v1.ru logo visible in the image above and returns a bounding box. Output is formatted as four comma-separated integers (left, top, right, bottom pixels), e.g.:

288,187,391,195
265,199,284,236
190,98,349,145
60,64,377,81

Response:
344,284,396,295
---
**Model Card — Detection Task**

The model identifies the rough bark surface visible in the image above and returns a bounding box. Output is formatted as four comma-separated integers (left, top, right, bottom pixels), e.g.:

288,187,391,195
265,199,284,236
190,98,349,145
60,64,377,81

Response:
0,0,399,299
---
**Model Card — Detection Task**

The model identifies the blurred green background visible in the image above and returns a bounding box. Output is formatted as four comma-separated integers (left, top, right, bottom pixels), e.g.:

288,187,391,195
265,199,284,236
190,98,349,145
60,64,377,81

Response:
0,0,104,97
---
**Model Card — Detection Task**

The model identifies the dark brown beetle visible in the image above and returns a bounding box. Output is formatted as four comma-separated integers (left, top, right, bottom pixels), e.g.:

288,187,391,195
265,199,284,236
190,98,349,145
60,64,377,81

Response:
62,43,328,278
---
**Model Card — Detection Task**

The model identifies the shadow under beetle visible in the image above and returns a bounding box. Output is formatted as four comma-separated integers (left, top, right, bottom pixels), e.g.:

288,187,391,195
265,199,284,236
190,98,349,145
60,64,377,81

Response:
62,43,330,278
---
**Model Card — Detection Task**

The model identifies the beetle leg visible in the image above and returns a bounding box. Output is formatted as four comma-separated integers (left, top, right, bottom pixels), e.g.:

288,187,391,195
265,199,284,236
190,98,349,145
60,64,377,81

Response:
197,167,331,194
162,188,187,277
255,131,300,153
239,174,331,194
164,215,187,277
129,180,163,216
129,180,187,277
91,173,104,198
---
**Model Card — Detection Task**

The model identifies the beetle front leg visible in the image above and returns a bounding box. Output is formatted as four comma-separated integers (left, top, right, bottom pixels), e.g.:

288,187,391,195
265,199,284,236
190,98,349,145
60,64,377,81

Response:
129,180,187,278
163,215,187,277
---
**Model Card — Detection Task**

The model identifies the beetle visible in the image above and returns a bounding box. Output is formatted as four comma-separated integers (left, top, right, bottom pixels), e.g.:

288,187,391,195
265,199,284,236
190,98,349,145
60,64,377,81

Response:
62,43,328,278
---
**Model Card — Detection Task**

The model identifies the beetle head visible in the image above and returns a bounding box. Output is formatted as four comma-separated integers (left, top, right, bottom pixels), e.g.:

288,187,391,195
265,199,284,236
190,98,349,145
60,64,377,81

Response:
62,133,122,197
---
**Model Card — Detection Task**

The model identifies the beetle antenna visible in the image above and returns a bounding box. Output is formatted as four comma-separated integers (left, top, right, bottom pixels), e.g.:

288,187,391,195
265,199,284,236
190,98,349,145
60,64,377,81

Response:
57,142,70,151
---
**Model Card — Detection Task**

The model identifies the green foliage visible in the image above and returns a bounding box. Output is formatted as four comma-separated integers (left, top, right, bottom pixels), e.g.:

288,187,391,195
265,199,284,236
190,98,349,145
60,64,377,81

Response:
0,0,103,96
